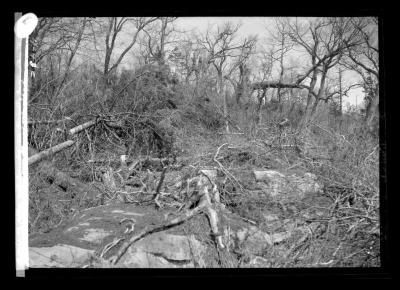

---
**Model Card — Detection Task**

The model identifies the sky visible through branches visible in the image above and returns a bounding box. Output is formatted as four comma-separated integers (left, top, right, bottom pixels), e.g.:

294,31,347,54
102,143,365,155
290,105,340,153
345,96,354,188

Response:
70,17,373,110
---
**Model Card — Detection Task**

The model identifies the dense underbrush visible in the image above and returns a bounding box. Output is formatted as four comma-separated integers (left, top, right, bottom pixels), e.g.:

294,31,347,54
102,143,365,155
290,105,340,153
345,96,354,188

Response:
27,66,380,267
237,105,381,267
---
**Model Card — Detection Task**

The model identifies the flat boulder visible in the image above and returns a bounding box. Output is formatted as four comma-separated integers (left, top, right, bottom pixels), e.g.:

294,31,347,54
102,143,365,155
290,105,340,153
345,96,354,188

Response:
253,170,322,199
236,226,272,254
116,233,206,268
30,244,94,268
28,203,207,268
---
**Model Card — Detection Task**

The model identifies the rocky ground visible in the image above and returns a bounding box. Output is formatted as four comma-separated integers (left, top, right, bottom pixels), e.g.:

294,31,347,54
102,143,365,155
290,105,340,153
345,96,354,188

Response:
28,133,380,268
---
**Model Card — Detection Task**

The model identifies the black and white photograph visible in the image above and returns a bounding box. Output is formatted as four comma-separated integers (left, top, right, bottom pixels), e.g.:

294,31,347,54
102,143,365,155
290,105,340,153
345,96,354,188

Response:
14,14,383,273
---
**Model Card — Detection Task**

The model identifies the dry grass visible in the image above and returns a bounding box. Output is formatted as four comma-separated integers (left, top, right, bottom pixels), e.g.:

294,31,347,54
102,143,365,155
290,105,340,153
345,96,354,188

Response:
28,65,380,267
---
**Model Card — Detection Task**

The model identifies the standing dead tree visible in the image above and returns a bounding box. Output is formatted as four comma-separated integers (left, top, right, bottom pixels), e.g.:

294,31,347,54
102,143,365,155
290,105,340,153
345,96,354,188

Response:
79,17,159,114
320,66,361,119
225,36,257,107
249,17,366,124
199,22,257,133
267,18,295,111
285,17,366,117
101,17,159,84
340,17,379,130
53,18,88,100
168,39,200,84
246,46,275,126
28,17,89,105
136,17,182,92
141,17,178,67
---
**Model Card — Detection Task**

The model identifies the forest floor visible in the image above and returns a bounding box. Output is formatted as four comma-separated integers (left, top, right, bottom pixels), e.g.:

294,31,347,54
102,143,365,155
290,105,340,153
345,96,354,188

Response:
28,120,380,268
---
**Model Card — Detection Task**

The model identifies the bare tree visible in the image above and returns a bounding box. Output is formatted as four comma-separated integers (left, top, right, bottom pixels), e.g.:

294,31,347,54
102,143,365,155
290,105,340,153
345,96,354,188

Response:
250,46,275,125
168,38,203,84
338,66,344,116
199,22,257,132
267,18,295,110
29,17,89,104
141,17,178,67
321,67,360,112
341,17,379,129
102,17,158,83
286,18,363,116
250,17,366,126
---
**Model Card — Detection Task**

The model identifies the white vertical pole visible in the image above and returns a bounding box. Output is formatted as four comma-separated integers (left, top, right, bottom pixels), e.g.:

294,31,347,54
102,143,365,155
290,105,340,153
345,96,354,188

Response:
14,12,28,277
15,12,38,277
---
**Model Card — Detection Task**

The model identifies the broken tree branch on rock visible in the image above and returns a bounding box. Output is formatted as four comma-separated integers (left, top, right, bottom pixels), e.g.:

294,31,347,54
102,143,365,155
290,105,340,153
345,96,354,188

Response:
107,202,206,265
106,169,226,266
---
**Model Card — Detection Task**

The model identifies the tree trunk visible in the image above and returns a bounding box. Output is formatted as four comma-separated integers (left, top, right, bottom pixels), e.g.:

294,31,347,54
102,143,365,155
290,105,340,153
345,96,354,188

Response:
277,63,284,111
338,67,343,116
288,89,296,115
103,44,112,81
157,18,167,67
311,66,328,116
310,98,320,116
277,33,286,113
235,83,241,106
305,69,318,116
218,72,229,133
236,64,249,106
257,89,267,126
365,88,379,131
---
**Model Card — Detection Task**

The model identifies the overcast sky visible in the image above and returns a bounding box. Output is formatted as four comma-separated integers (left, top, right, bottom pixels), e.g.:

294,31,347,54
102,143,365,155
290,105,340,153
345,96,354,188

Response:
175,17,267,36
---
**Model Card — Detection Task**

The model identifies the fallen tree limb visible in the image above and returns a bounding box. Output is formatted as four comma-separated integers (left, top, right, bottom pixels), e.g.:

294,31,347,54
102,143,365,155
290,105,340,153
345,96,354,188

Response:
28,140,76,165
28,117,73,126
153,166,168,209
250,81,316,98
87,156,166,164
68,119,97,135
107,169,226,266
29,119,98,166
196,172,225,249
108,203,206,265
249,45,352,94
251,81,308,90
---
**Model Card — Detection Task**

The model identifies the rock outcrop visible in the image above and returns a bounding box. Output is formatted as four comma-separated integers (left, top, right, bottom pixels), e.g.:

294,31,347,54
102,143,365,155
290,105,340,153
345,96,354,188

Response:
253,170,322,199
29,168,324,268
